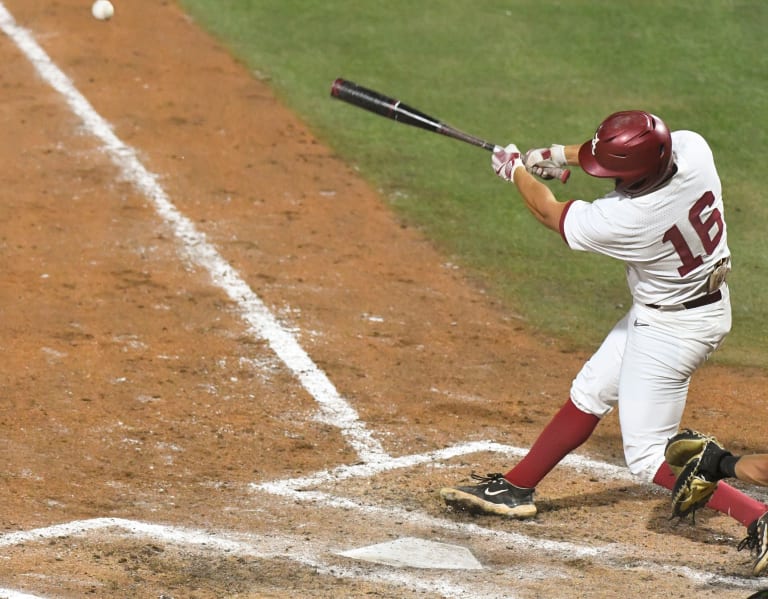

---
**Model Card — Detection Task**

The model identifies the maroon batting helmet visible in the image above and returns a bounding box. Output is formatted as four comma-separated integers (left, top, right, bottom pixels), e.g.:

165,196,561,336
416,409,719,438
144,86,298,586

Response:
578,111,674,197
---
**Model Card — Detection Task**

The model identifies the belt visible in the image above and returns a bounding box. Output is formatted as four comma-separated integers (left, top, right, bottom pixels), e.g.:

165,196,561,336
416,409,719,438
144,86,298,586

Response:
646,289,722,312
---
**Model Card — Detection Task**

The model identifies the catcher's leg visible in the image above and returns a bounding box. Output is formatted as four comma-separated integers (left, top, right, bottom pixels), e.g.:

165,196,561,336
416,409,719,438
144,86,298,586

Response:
652,461,767,526
702,481,767,527
738,512,768,576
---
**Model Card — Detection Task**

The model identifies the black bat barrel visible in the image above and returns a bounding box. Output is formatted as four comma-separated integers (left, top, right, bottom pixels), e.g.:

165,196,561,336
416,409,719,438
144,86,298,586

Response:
331,78,441,132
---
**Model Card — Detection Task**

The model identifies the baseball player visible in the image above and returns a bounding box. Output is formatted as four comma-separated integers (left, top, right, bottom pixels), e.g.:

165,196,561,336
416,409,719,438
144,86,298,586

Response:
440,111,768,575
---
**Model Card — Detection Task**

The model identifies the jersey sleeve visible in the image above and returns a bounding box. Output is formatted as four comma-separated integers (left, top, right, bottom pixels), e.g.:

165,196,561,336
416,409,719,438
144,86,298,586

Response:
560,195,632,258
558,200,576,245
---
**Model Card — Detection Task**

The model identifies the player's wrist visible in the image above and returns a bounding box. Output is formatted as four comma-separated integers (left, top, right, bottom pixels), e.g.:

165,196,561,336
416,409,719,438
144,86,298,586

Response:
549,144,567,166
492,143,524,183
510,160,525,181
719,454,740,479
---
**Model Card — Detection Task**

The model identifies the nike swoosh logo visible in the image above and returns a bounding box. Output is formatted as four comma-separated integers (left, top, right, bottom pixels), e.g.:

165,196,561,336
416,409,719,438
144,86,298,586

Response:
633,319,650,327
484,489,508,496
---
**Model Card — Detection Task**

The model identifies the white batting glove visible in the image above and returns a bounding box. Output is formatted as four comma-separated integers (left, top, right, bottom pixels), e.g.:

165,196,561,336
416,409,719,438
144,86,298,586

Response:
524,144,567,180
492,143,524,182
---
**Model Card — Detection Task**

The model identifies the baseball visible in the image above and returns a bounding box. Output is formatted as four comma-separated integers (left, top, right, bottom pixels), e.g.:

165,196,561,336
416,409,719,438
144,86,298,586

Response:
91,0,114,20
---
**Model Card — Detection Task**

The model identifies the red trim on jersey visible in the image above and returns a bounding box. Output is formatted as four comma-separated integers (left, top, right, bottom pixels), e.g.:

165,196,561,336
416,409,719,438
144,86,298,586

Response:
558,200,576,245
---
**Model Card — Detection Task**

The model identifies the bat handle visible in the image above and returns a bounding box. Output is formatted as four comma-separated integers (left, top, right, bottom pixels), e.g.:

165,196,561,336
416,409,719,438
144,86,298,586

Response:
527,165,571,183
437,124,496,151
491,145,571,184
535,165,570,183
552,167,570,183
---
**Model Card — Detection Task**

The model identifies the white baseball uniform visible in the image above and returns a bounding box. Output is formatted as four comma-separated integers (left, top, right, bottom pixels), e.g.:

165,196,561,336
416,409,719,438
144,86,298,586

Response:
560,130,732,481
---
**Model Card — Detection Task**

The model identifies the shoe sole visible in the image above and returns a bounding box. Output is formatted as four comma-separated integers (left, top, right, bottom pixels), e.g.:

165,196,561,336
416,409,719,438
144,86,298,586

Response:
440,487,537,519
754,552,768,576
753,529,768,576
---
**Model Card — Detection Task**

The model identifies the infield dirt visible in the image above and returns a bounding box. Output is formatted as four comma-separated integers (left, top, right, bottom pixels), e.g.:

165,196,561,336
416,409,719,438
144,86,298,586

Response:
0,1,766,597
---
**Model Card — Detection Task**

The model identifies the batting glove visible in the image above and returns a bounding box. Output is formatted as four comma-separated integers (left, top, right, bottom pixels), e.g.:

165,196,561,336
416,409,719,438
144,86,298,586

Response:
492,143,524,182
524,144,567,180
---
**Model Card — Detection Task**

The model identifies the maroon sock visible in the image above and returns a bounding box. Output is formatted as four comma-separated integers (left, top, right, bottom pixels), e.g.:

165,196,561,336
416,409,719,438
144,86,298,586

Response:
653,461,767,527
504,398,600,489
706,482,768,527
652,460,677,490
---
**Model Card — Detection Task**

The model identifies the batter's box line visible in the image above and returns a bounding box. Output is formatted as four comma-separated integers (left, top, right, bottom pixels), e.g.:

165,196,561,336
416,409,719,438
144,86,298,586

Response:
252,439,636,492
0,517,531,599
0,517,760,599
0,589,47,599
253,483,761,591
251,440,763,591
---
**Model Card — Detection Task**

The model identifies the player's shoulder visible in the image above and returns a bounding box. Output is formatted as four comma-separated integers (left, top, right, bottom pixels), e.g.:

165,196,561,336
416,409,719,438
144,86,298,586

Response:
672,129,708,146
672,130,712,150
672,130,714,162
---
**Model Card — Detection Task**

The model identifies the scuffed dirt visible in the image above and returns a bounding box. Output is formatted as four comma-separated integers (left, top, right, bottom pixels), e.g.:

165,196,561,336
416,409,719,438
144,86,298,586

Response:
0,1,765,597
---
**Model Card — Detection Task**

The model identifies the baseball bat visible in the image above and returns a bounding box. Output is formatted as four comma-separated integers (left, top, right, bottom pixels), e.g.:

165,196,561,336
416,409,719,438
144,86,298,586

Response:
330,78,570,183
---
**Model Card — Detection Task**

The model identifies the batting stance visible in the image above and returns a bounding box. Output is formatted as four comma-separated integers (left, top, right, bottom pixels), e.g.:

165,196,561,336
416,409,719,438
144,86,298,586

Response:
440,111,768,575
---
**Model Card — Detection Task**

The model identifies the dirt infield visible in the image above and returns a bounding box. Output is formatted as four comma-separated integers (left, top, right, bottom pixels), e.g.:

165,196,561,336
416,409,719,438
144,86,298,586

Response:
0,1,766,597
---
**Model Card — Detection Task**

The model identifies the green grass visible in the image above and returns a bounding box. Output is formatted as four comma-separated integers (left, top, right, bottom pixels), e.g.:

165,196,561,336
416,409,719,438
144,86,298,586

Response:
178,0,768,369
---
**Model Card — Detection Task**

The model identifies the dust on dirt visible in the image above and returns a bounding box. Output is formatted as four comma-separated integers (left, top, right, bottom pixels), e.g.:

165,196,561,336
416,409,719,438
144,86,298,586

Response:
0,1,765,597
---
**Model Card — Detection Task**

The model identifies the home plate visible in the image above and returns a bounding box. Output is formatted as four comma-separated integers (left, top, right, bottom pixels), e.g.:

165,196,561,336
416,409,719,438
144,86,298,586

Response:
338,537,483,569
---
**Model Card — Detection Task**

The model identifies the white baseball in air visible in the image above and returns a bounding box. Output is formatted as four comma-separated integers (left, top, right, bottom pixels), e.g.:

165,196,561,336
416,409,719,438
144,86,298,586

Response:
91,0,114,21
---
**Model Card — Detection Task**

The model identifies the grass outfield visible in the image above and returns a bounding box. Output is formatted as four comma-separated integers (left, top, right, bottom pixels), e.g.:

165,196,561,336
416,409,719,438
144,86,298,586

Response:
178,0,768,369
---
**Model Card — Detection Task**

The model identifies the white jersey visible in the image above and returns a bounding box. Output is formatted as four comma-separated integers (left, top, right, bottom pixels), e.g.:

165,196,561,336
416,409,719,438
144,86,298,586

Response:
561,130,730,306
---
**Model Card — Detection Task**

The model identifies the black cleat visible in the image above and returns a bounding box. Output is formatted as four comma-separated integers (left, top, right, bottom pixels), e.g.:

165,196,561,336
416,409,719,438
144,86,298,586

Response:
440,472,536,519
738,511,768,576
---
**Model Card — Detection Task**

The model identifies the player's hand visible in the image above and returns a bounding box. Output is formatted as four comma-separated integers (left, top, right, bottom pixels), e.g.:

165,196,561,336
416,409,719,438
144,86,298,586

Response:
524,144,567,180
492,143,524,182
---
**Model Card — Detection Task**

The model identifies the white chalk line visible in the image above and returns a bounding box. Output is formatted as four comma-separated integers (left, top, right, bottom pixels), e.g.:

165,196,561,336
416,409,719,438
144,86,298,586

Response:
0,591,47,599
0,2,386,466
0,518,520,599
0,7,489,596
2,514,760,597
251,440,764,591
0,590,47,599
0,4,763,597
0,505,761,597
250,439,636,493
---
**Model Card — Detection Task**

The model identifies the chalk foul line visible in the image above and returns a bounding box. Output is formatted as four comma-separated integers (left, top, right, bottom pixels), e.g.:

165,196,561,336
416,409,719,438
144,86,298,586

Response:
0,2,387,465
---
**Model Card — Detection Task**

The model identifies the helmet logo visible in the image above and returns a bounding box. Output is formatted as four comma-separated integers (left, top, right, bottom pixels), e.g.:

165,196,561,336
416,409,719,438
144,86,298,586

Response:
591,133,599,156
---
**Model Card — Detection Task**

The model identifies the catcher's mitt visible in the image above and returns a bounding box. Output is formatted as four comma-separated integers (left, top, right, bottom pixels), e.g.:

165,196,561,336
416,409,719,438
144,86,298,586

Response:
665,429,732,520
665,429,715,475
